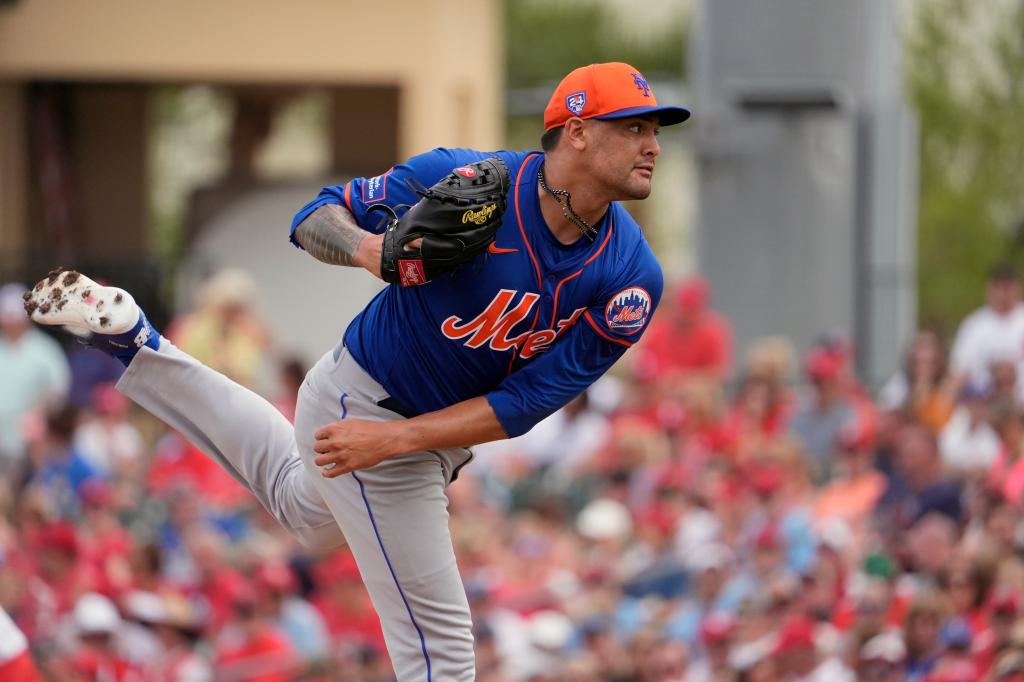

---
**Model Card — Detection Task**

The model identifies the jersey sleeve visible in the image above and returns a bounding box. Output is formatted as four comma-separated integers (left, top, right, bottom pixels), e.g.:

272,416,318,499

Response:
485,319,629,438
581,236,664,348
486,239,664,438
288,147,497,249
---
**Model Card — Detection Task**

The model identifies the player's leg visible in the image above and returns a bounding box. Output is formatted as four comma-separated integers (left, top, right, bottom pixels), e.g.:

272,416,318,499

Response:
120,340,346,551
25,270,344,551
295,346,475,681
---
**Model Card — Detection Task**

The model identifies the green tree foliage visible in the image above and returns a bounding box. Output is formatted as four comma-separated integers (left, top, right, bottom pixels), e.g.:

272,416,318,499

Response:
908,0,1024,331
506,0,686,90
505,0,688,153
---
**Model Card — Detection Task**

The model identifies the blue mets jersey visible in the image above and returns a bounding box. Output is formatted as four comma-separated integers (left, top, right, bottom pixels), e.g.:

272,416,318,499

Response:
290,148,663,437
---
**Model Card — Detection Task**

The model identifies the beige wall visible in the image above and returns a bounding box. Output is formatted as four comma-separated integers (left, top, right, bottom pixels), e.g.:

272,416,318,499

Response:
0,0,503,269
0,0,503,156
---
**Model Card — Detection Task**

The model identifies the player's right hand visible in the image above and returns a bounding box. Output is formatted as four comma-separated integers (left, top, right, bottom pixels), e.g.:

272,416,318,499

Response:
313,418,406,476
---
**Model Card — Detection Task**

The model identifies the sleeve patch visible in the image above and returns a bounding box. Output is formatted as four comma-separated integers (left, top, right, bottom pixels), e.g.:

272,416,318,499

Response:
362,170,392,203
605,286,652,335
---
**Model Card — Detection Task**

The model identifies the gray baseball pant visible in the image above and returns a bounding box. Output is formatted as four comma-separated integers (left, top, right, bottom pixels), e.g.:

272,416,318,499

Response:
117,339,475,681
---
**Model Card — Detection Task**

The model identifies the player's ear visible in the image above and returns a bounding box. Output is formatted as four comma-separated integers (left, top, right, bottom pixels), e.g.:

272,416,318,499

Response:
563,118,588,151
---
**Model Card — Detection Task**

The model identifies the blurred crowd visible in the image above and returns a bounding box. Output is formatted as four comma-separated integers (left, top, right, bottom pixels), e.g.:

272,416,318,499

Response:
3,264,1024,681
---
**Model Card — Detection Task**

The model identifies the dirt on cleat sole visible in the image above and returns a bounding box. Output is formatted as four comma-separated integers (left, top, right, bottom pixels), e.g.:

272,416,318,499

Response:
25,268,139,335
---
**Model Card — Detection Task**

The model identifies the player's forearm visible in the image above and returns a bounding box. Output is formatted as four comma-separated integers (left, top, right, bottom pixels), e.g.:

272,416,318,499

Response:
394,396,508,454
293,204,380,272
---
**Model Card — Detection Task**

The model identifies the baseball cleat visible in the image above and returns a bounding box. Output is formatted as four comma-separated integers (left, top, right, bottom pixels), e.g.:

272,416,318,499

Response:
24,268,160,366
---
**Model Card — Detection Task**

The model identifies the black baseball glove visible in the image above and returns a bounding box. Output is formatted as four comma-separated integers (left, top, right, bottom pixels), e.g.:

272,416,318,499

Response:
374,157,510,287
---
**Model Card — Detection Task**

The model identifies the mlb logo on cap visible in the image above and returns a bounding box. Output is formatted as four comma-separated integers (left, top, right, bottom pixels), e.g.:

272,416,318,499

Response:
566,91,587,116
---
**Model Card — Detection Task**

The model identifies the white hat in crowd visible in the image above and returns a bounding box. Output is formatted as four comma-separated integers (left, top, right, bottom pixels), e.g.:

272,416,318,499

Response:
0,283,28,324
576,498,632,542
73,592,121,635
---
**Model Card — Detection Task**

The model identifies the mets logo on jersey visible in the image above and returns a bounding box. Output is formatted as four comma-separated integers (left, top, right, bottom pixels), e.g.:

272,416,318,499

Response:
566,91,587,116
441,289,585,359
605,286,651,335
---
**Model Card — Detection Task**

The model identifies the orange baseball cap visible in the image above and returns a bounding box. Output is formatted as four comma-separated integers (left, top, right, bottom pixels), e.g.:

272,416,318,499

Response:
543,62,691,131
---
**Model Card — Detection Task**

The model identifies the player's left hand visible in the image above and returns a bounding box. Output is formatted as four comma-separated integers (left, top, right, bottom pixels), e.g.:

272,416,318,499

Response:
313,419,401,477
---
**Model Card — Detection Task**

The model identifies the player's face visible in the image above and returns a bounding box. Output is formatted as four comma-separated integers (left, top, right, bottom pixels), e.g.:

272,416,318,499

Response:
585,116,661,201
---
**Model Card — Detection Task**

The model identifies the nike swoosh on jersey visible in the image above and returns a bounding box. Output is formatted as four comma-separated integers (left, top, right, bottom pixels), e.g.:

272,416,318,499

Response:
487,243,519,255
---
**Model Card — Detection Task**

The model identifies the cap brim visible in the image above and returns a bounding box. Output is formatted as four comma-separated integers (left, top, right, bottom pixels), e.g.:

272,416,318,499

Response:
594,105,691,126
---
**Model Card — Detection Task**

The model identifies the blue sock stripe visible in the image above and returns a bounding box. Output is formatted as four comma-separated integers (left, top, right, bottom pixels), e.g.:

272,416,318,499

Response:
352,471,433,681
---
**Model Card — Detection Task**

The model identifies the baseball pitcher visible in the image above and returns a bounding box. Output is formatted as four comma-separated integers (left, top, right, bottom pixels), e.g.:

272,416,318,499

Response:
25,62,690,681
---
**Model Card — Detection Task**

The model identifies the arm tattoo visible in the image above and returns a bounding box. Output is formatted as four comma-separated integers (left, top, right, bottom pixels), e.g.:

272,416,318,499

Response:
293,203,368,267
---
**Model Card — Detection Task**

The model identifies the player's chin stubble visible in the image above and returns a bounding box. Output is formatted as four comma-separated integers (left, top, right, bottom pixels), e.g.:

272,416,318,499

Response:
623,176,653,201
595,163,651,202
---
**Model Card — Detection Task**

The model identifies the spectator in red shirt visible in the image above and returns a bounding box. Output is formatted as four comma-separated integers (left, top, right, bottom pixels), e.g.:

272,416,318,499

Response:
215,580,298,682
973,589,1020,677
254,561,330,666
182,525,250,631
635,275,734,385
722,374,789,464
819,335,880,449
65,592,144,682
311,550,388,656
987,403,1024,506
76,480,134,598
147,433,249,510
26,521,98,617
693,612,737,681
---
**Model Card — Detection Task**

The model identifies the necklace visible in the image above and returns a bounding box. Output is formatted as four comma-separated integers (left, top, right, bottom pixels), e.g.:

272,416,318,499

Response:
537,163,598,242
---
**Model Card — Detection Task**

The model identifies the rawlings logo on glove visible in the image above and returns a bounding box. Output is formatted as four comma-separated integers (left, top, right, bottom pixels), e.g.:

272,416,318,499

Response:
376,157,510,287
462,204,498,225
